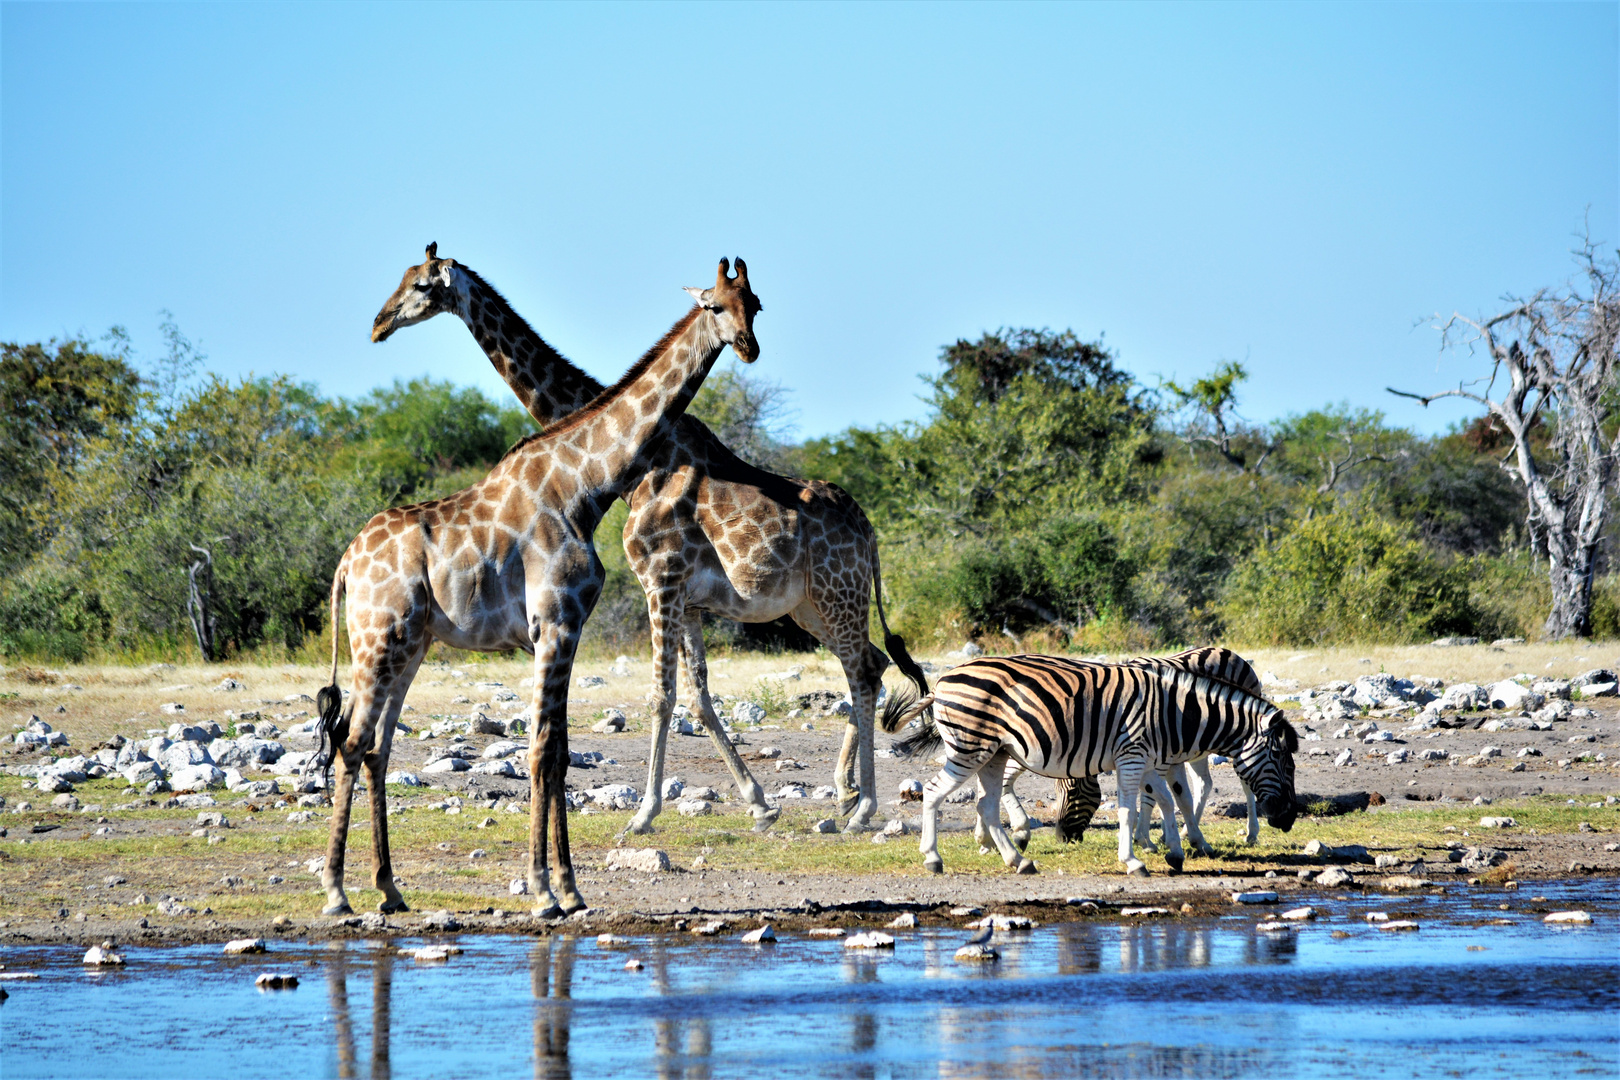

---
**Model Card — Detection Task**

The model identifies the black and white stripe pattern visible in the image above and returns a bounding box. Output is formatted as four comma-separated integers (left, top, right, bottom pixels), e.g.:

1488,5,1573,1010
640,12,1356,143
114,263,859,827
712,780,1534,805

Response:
884,652,1297,876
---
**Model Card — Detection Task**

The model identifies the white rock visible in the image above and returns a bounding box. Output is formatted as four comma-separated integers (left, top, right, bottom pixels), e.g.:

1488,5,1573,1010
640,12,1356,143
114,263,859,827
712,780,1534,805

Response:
577,675,607,689
843,931,895,949
741,925,777,944
660,778,684,800
224,938,266,954
509,879,529,895
592,710,627,734
887,912,918,929
423,757,469,774
1478,816,1518,828
170,764,226,790
386,771,423,787
83,944,125,966
605,848,669,873
482,740,522,760
1385,749,1409,765
1280,906,1317,921
160,702,186,715
470,759,516,777
676,799,712,817
1378,921,1421,932
731,702,768,725
586,783,639,810
595,933,633,947
1543,910,1593,924
1231,891,1278,904
1333,749,1355,767
1487,680,1544,712
954,943,1000,962
811,819,837,834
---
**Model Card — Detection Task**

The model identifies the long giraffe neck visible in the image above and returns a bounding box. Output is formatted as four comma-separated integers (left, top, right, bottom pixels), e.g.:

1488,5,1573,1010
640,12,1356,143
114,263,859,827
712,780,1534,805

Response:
450,266,604,425
545,306,723,498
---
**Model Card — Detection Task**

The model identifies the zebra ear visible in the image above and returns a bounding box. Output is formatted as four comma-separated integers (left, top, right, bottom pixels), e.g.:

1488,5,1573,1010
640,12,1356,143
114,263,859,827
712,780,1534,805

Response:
1270,715,1299,752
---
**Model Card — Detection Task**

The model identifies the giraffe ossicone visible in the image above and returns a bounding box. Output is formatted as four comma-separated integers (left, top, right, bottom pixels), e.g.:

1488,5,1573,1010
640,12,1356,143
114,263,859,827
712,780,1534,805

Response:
312,258,761,918
371,245,927,836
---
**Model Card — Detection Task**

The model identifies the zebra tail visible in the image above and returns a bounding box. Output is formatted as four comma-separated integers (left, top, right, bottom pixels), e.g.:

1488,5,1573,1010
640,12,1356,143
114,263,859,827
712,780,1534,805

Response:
886,690,942,759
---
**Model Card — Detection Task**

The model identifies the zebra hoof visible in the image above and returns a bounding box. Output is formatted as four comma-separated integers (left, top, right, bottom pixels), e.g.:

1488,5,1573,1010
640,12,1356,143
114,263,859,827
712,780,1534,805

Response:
1011,829,1031,852
1165,854,1185,874
322,901,353,917
925,856,944,874
1015,859,1038,875
378,898,409,914
532,902,563,919
1125,860,1149,878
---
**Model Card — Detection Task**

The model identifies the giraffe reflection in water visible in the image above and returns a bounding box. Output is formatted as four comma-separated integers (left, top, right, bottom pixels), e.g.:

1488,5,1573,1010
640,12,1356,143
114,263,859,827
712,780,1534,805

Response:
324,943,396,1080
1116,922,1214,973
644,942,713,1080
530,937,575,1080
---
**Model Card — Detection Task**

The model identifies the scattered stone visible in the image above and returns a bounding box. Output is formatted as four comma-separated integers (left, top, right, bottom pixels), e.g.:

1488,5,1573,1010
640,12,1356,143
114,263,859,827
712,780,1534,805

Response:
1315,868,1356,888
83,943,125,966
255,972,298,989
605,848,669,873
156,898,197,917
592,709,627,734
1280,906,1317,921
1478,816,1517,828
676,798,712,817
623,959,645,971
949,906,982,917
412,946,461,962
843,931,895,949
1378,921,1421,932
811,819,838,834
1231,891,1278,904
741,925,777,944
596,933,633,947
756,746,782,760
954,943,999,962
807,928,845,937
887,912,918,929
1544,911,1593,924
1120,907,1172,917
422,910,462,932
224,938,266,955
691,920,729,936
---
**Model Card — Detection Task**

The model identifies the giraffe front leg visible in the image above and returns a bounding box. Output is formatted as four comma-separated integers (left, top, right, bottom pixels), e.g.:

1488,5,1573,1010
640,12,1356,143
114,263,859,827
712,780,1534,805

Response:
681,612,776,829
366,754,408,913
1115,757,1149,876
627,588,681,836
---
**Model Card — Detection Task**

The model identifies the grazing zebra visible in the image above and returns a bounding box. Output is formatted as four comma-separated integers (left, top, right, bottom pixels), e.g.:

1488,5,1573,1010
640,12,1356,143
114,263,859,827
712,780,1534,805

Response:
983,647,1265,853
881,655,1298,876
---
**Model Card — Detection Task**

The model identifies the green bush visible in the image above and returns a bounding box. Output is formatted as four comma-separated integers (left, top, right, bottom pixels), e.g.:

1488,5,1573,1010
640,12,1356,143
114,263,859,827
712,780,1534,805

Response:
946,516,1134,634
1219,511,1477,646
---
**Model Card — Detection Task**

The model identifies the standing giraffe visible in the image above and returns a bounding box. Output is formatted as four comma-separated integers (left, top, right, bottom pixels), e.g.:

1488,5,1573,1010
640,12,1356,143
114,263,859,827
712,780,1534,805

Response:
312,258,761,917
372,245,927,832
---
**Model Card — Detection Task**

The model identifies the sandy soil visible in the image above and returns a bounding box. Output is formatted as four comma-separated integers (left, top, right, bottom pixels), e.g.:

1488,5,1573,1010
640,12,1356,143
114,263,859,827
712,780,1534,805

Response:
2,642,1618,947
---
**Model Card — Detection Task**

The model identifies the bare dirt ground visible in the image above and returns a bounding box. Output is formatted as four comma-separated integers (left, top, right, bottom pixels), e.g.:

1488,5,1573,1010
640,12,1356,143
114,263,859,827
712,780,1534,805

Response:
2,641,1617,948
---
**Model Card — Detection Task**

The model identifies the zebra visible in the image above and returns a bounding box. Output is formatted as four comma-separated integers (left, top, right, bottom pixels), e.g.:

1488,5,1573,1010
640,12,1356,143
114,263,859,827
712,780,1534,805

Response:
981,647,1266,854
881,655,1298,876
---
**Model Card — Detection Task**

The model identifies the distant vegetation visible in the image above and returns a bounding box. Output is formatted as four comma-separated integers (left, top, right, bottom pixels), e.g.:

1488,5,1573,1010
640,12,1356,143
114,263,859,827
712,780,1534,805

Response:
2,299,1614,665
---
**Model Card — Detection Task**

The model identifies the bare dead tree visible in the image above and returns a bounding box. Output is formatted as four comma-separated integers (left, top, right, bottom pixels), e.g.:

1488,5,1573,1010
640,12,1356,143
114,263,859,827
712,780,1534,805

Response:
1390,239,1619,639
185,542,219,661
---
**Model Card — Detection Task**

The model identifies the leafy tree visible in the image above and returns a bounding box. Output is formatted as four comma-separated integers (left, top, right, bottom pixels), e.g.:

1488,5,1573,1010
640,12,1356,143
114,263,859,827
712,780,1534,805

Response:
0,336,142,570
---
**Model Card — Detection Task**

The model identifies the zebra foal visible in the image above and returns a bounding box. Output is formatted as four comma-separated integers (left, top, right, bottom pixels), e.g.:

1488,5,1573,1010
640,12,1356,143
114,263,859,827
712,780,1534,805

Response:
881,655,1298,876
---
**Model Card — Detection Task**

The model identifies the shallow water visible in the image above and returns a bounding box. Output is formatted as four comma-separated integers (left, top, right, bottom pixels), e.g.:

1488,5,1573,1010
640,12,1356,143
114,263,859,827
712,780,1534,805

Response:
5,881,1616,1080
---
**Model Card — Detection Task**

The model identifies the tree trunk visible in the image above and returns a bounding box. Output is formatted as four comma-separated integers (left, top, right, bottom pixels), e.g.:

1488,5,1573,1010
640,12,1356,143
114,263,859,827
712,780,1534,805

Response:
186,544,218,661
1544,541,1596,639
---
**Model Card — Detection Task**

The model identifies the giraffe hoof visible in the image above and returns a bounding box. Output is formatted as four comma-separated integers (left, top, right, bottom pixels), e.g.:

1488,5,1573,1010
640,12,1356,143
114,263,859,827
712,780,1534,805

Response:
560,896,587,916
751,806,781,832
532,903,563,920
837,792,859,818
1015,859,1038,875
379,898,410,914
322,901,354,917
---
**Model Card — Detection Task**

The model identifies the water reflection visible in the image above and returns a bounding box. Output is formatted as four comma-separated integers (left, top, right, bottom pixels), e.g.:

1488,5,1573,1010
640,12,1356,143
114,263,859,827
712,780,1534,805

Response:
644,941,713,1080
1055,923,1101,975
1116,923,1213,973
531,937,575,1080
325,943,396,1080
1243,927,1299,966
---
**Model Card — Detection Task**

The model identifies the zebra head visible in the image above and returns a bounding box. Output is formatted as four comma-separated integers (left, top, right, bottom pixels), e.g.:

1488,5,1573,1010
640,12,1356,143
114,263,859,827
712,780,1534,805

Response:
1233,711,1299,832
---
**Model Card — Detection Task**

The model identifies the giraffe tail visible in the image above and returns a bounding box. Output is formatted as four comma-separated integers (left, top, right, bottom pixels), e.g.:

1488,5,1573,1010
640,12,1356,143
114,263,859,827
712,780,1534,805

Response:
871,550,930,703
308,564,349,788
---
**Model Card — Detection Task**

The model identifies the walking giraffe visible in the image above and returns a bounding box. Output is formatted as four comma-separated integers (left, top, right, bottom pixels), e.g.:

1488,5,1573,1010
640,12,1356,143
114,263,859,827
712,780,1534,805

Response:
371,244,928,832
312,258,761,917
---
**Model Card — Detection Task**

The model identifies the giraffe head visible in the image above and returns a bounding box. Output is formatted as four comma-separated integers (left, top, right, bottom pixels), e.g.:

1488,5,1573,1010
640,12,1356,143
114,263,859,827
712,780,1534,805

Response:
371,242,466,342
684,258,762,362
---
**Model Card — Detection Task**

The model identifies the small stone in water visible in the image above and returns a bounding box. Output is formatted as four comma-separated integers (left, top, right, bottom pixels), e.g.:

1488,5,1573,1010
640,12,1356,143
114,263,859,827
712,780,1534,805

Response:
954,943,999,962
1378,921,1421,932
1231,891,1278,904
223,938,266,955
741,925,776,944
596,933,633,947
1543,910,1593,924
255,972,298,989
887,912,918,929
83,944,124,966
843,931,895,949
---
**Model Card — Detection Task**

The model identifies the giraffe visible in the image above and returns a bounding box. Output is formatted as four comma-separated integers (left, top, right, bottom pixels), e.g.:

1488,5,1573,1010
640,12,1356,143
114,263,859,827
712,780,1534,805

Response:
371,244,928,832
310,258,761,918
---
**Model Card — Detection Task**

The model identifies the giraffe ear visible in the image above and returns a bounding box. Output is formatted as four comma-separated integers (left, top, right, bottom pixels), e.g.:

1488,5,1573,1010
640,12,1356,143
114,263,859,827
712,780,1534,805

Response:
684,286,716,307
425,242,438,261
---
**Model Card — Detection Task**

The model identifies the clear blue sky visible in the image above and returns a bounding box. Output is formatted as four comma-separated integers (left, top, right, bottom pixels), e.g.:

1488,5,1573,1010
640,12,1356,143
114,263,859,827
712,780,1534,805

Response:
3,2,1615,440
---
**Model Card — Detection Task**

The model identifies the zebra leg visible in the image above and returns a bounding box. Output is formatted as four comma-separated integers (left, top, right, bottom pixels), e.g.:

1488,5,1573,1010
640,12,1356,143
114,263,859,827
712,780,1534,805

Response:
1241,778,1260,845
975,759,1030,854
920,754,985,874
1179,759,1216,857
1149,773,1186,873
1133,775,1159,852
1115,756,1149,876
974,749,1035,874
